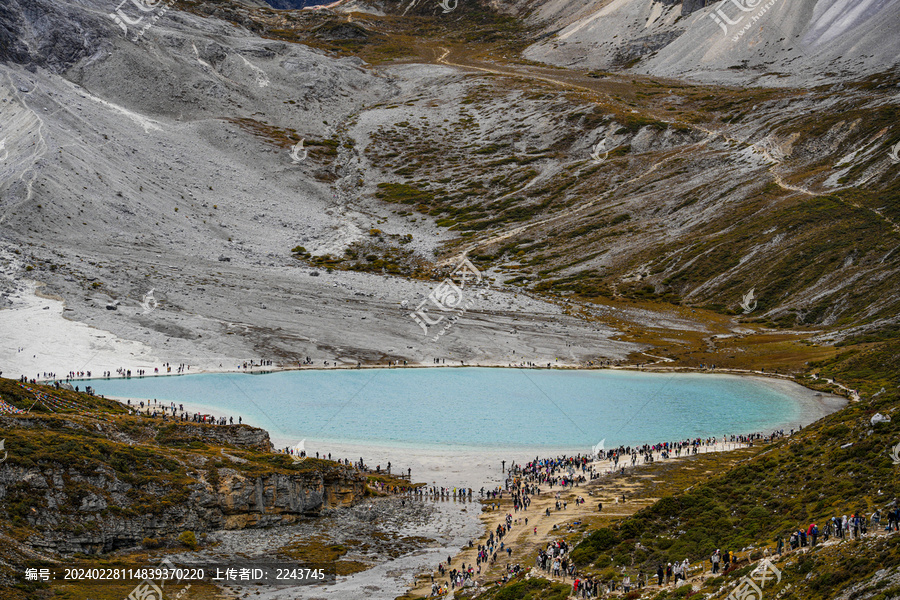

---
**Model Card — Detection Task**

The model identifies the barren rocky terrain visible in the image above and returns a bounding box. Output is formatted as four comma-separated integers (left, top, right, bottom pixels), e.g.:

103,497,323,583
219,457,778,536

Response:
1,0,898,376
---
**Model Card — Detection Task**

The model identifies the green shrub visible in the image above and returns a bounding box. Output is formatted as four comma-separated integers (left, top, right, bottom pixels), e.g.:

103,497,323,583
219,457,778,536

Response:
207,468,220,489
571,527,618,564
489,577,571,600
178,531,198,550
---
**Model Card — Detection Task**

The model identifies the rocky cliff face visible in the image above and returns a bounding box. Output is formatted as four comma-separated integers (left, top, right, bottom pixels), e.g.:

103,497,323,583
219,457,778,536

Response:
678,0,711,15
0,413,367,556
215,469,361,529
4,463,365,554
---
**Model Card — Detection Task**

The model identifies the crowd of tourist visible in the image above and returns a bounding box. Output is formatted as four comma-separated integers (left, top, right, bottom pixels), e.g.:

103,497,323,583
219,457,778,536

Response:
123,398,242,425
778,509,900,552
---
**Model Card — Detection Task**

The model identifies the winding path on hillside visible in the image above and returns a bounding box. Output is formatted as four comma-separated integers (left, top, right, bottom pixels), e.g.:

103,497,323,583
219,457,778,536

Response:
759,147,900,235
0,73,48,225
434,47,618,103
431,47,900,242
432,47,725,264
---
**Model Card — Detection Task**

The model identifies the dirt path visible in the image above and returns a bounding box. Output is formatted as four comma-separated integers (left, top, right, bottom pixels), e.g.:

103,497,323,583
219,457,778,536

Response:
406,444,745,597
407,473,650,596
755,137,900,234
434,47,617,104
0,72,48,224
436,136,706,266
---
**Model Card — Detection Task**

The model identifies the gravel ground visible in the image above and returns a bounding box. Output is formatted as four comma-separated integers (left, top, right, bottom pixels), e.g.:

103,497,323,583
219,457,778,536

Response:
164,496,482,600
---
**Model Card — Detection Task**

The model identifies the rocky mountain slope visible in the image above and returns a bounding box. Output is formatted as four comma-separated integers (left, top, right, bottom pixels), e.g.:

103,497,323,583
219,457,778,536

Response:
0,0,897,373
1,3,899,599
513,0,900,87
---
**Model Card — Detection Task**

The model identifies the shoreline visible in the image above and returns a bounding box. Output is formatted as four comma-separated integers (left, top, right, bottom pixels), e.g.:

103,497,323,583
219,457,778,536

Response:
94,376,841,493
79,368,845,478
96,393,796,503
7,376,839,599
63,362,855,402
104,394,772,600
3,276,857,404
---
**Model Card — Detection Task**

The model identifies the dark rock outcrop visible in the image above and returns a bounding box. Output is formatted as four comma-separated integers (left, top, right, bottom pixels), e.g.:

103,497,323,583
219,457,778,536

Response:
155,423,273,451
655,0,713,16
0,411,366,556
0,0,108,73
680,0,713,16
612,30,684,66
1,461,365,555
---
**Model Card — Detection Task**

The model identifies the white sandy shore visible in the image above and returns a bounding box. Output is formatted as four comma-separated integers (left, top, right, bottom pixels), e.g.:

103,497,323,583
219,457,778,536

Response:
0,280,852,401
0,281,161,378
0,275,590,380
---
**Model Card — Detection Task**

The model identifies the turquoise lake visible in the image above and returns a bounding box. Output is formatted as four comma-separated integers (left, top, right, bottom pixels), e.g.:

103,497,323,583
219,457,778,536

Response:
83,368,844,451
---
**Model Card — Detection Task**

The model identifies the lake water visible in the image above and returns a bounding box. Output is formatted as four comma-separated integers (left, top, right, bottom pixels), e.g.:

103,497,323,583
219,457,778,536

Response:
82,368,845,599
84,368,842,455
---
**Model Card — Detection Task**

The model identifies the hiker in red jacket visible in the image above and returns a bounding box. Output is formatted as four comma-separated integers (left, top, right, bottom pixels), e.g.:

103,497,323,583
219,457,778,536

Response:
808,523,818,546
